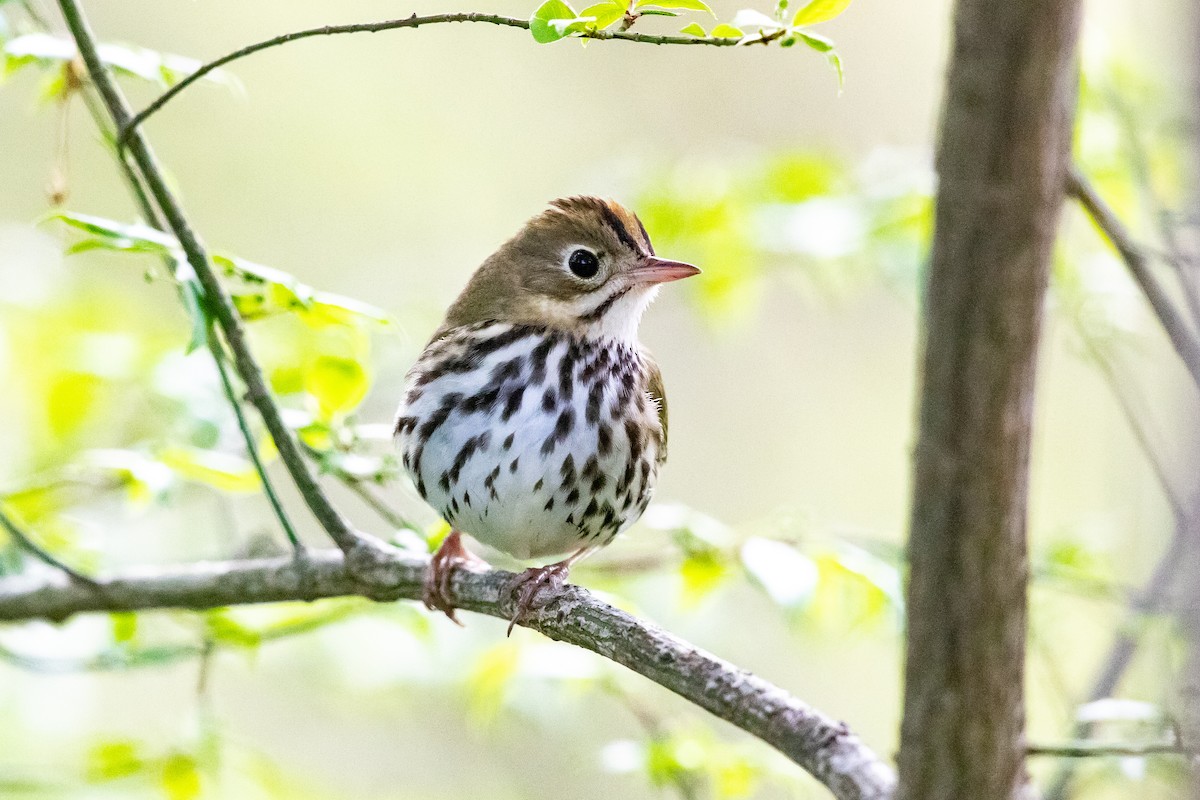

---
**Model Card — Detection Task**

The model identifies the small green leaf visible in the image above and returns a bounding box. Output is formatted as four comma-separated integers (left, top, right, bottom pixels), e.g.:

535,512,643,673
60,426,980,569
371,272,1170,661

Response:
679,22,707,36
159,446,262,493
680,550,728,607
796,29,835,51
580,0,626,29
634,0,713,14
111,612,139,644
709,23,744,38
305,355,370,420
161,753,201,800
530,0,579,42
826,49,844,87
87,740,144,782
791,0,853,26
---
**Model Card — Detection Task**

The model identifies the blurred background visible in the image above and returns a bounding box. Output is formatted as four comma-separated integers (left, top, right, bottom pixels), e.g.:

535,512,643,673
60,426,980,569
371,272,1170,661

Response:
0,0,1196,797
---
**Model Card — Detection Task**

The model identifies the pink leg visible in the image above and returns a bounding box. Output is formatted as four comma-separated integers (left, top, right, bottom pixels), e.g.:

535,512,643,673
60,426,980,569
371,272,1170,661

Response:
423,530,489,625
506,546,594,636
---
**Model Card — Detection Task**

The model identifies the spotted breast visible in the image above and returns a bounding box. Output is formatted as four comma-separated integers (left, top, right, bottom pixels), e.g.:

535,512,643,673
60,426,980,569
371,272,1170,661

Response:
394,321,664,560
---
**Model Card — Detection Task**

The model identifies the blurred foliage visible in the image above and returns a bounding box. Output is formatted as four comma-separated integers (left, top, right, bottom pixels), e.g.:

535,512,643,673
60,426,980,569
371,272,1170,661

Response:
528,0,851,83
0,0,1195,798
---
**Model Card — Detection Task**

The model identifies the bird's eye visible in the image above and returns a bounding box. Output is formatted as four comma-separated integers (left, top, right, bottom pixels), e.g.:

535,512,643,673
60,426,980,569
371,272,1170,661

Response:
568,249,600,279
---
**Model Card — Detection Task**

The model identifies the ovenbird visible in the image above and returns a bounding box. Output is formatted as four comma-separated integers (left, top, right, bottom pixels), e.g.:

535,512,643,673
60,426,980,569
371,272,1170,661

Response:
393,197,698,630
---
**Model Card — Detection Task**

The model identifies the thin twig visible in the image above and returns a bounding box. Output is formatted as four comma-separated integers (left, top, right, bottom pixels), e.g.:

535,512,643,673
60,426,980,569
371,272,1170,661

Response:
63,56,306,557
1067,167,1200,391
0,506,101,589
116,13,757,151
58,0,386,569
1030,741,1191,758
207,328,304,553
0,549,897,800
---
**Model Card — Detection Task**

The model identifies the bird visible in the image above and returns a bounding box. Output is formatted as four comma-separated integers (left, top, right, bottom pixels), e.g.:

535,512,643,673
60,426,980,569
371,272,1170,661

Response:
393,196,698,632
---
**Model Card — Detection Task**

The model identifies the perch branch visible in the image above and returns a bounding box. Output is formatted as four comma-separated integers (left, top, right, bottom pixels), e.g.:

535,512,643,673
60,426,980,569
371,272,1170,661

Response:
0,549,897,800
58,0,391,570
117,13,762,149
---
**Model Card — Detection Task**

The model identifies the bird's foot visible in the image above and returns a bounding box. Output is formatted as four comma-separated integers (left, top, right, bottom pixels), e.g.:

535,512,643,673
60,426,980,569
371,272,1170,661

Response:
506,561,572,636
423,530,488,625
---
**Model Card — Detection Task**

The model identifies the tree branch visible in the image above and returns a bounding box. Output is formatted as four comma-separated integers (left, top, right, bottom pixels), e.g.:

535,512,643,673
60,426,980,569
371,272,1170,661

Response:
1067,167,1200,391
57,0,391,570
116,13,758,150
0,549,897,800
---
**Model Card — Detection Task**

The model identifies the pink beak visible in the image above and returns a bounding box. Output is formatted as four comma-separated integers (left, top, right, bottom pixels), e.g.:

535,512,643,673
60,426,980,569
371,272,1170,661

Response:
633,256,701,285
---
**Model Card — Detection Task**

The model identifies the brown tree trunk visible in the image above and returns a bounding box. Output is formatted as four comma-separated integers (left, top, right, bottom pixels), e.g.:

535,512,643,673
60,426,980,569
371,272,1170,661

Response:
897,0,1083,797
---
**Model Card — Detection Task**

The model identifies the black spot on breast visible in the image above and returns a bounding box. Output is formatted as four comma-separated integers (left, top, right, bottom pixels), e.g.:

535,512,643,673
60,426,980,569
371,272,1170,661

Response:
529,335,557,384
598,423,613,456
559,454,576,488
501,385,526,422
586,383,604,425
554,408,574,441
503,432,516,449
417,392,462,443
542,388,557,413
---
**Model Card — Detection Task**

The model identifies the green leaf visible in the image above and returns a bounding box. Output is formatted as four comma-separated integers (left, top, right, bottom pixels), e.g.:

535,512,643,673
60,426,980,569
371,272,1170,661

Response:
161,753,201,800
708,23,744,38
679,550,728,607
826,49,844,88
158,446,262,493
3,33,234,89
679,22,707,36
637,8,680,16
111,612,139,644
87,740,144,782
634,0,713,14
791,0,853,26
580,1,626,29
796,29,835,51
305,355,370,420
530,0,579,42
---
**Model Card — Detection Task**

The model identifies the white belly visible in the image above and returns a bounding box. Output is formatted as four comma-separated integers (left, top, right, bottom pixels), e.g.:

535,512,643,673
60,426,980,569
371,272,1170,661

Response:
394,323,661,560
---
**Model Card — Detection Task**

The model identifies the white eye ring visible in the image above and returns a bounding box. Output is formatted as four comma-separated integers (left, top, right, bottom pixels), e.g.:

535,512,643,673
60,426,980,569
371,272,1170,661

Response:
566,248,601,279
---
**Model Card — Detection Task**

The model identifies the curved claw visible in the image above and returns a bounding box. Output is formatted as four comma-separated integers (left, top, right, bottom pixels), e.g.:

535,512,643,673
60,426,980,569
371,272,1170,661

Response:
423,531,488,625
506,562,571,636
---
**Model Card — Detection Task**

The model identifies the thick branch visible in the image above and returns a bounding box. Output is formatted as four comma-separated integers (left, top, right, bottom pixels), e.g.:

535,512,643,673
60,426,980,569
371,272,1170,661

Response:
118,13,756,148
0,549,897,800
1067,168,1200,391
58,0,388,568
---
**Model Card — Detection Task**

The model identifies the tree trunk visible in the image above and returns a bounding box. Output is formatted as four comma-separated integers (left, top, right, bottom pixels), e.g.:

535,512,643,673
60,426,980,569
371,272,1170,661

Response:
897,0,1083,797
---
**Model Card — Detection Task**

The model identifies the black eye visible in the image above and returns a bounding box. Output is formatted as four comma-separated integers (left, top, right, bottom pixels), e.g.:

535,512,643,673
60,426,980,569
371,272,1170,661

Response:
568,249,600,279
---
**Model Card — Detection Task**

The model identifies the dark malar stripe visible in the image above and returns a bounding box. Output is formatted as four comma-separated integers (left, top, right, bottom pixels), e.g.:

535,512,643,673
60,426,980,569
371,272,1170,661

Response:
581,286,632,322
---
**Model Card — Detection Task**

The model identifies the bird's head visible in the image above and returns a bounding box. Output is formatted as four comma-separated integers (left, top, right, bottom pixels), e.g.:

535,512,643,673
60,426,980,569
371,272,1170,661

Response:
438,196,699,342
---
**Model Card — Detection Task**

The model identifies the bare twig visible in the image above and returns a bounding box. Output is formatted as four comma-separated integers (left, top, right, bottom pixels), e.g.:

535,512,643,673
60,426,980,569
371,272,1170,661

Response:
59,50,306,557
0,506,101,589
1030,741,1192,758
0,550,898,800
58,0,390,571
116,13,762,150
1067,167,1200,391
